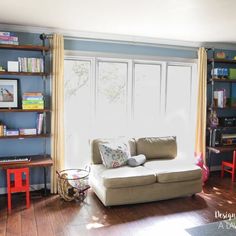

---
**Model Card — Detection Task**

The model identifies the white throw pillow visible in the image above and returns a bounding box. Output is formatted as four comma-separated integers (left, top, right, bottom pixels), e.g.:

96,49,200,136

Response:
99,142,130,168
127,154,146,167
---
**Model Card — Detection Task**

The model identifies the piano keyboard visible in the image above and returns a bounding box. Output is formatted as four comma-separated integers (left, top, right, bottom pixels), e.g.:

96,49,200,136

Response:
0,156,31,165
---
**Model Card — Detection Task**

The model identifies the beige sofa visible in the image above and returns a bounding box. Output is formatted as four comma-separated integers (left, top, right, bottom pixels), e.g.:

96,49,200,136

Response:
90,137,202,206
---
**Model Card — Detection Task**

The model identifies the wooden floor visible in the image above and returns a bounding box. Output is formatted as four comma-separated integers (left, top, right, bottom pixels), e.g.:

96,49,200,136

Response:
0,172,235,236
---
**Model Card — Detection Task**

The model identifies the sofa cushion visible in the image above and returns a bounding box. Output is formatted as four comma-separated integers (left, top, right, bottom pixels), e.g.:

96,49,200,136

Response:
99,142,130,168
144,159,201,183
91,138,136,164
91,164,156,188
136,136,177,159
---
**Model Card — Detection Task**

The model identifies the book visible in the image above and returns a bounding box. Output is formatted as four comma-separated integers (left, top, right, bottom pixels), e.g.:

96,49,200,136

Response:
22,104,44,110
0,32,10,36
0,36,18,41
6,129,19,136
0,32,16,36
22,96,44,100
18,57,44,72
0,40,19,45
22,100,44,105
36,113,44,134
23,92,43,96
19,128,37,135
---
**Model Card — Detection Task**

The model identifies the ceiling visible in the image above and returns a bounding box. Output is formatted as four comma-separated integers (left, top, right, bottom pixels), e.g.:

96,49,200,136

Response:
1,0,236,44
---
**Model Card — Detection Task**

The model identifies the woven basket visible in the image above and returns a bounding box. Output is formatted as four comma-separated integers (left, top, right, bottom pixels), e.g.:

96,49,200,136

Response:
56,168,90,201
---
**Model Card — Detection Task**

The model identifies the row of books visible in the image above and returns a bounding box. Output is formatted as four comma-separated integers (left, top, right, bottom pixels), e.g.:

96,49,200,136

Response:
22,92,44,110
0,32,19,45
0,113,44,137
18,57,44,73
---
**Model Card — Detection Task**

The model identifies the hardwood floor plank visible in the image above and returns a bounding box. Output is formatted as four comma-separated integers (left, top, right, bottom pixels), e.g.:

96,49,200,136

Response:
6,212,21,236
21,205,37,236
33,197,54,236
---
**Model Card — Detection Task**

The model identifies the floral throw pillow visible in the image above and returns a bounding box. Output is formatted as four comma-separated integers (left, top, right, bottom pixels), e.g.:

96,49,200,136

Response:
99,142,130,168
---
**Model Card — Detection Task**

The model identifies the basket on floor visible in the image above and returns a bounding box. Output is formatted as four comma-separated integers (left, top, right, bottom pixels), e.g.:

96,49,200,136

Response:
56,168,90,202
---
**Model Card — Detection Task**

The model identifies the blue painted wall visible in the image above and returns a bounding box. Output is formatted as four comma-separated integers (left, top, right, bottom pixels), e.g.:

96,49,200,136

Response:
64,39,198,58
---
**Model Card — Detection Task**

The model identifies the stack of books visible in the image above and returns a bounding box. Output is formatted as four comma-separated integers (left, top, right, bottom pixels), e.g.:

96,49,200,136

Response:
22,92,44,110
18,57,44,73
0,32,19,45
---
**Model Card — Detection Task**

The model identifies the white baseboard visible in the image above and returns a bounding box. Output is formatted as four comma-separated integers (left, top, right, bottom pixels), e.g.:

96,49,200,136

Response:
0,183,51,195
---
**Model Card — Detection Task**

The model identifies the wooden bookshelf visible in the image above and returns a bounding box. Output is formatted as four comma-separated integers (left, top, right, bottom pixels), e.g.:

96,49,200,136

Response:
207,146,236,154
0,109,51,113
0,44,49,52
208,106,236,111
208,58,236,64
0,134,50,139
0,71,48,76
208,78,236,83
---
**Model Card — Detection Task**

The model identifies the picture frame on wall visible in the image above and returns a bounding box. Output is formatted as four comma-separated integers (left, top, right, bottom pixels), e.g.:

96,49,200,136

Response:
0,79,19,108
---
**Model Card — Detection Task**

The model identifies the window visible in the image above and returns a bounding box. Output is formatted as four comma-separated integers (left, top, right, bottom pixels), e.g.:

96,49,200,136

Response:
64,58,92,168
64,55,197,168
95,61,128,137
133,62,163,136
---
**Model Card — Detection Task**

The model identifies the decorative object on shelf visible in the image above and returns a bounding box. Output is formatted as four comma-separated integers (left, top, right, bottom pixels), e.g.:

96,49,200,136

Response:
215,51,226,59
208,110,219,128
213,89,226,108
0,79,19,108
7,61,19,72
211,68,228,79
0,121,4,136
0,66,6,72
229,68,236,80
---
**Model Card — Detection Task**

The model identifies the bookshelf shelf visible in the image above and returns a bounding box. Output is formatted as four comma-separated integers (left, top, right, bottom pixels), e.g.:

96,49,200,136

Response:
0,71,48,76
0,44,49,52
208,78,236,83
208,106,236,111
0,134,50,139
207,58,236,64
0,109,51,113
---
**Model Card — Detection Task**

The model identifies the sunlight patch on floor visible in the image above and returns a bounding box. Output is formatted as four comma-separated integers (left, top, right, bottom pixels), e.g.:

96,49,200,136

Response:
86,222,104,229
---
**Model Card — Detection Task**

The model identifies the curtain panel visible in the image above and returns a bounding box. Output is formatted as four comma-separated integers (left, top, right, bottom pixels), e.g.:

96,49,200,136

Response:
51,34,65,193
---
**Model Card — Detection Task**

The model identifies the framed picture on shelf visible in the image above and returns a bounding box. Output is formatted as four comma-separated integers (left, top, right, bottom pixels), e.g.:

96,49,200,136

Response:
0,79,19,108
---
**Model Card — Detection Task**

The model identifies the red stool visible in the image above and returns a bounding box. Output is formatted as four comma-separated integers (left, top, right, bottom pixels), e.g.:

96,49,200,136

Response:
221,151,236,182
7,168,30,213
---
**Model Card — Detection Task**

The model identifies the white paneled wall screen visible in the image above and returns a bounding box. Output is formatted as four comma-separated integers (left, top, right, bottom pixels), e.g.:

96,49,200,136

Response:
64,56,197,168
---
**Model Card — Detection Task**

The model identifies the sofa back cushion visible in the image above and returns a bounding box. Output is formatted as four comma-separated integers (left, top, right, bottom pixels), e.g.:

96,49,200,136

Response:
136,136,177,159
91,138,136,164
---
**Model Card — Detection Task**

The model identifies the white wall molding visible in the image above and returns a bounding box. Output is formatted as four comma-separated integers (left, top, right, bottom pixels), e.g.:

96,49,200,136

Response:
0,23,199,50
1,23,236,51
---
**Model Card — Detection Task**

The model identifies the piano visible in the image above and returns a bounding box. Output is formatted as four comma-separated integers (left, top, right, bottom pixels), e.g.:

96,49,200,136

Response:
0,156,31,165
